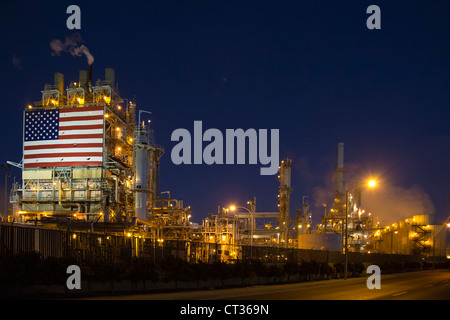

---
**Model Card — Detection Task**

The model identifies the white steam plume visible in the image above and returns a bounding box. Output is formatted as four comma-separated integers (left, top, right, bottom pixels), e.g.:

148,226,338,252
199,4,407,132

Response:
50,33,94,65
362,183,435,225
312,162,436,226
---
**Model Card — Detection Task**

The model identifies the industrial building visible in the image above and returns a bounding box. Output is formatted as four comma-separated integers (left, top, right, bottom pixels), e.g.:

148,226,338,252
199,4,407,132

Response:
295,142,448,257
8,67,190,241
2,68,448,262
370,214,447,256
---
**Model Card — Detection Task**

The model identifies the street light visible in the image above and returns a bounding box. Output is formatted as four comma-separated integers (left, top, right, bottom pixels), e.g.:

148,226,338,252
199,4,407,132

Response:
229,200,256,257
344,179,377,280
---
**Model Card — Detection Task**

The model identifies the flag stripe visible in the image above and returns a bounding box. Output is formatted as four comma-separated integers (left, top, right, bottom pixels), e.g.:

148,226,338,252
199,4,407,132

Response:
25,162,103,168
59,124,104,131
24,148,103,155
24,152,103,159
59,116,104,122
59,106,104,113
24,156,103,164
24,143,103,150
59,129,103,136
58,134,103,140
25,137,103,148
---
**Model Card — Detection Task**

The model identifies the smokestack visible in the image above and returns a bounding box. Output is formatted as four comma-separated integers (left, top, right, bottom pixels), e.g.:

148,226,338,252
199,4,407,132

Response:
54,72,64,93
336,142,344,195
89,64,93,85
337,142,344,170
79,70,89,88
105,68,115,89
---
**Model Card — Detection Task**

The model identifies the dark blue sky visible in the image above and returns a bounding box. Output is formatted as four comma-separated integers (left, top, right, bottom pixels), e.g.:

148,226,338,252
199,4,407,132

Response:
1,1,449,225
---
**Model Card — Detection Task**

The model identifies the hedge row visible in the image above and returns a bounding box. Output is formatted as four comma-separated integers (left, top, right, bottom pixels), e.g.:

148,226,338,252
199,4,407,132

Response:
1,252,448,295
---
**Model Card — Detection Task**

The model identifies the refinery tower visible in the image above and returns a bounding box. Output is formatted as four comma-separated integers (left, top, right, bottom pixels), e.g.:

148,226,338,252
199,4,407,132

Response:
8,68,191,239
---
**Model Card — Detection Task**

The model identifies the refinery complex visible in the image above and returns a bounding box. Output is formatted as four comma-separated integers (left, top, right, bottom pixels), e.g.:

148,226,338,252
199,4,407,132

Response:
2,68,448,261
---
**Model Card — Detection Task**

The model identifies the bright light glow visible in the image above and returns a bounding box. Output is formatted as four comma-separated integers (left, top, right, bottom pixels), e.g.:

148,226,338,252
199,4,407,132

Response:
229,205,236,211
368,180,376,187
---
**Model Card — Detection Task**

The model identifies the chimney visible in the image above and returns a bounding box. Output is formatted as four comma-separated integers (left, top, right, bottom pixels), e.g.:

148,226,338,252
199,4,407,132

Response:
105,67,115,89
89,64,93,85
336,142,344,195
54,72,64,93
79,70,89,88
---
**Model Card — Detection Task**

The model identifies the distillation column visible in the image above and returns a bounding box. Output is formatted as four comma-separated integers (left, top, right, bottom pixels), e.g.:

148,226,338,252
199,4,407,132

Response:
134,123,151,221
332,142,346,221
336,142,344,198
278,158,292,247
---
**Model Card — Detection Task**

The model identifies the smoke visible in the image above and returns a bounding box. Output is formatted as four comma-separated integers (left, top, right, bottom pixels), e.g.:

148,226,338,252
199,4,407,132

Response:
50,33,94,65
311,161,436,226
362,183,435,225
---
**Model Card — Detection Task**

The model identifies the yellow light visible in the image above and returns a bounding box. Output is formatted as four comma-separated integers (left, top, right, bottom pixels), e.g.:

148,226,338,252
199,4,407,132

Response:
368,180,376,188
229,205,236,211
72,234,77,239
127,233,131,237
105,114,109,118
28,105,33,109
117,147,121,151
116,127,120,131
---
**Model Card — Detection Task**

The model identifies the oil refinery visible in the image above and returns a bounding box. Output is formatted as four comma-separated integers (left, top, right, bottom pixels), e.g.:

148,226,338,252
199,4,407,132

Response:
1,67,448,263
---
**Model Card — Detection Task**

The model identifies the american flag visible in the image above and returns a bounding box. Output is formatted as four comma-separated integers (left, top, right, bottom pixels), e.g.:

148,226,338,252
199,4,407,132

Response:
23,105,104,168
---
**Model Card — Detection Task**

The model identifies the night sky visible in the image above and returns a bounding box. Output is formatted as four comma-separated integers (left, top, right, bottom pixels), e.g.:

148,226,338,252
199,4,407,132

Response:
1,1,449,226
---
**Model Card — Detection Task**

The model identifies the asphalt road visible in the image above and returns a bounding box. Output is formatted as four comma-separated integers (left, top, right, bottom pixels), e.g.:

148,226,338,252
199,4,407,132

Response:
86,269,450,300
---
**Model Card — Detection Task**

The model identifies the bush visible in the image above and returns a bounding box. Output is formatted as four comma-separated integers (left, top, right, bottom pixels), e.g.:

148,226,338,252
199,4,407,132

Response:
250,259,269,283
267,264,283,283
210,261,232,287
234,260,253,285
283,262,298,281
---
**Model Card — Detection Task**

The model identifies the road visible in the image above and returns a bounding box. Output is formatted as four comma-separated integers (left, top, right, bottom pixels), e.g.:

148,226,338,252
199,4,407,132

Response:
84,269,450,300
